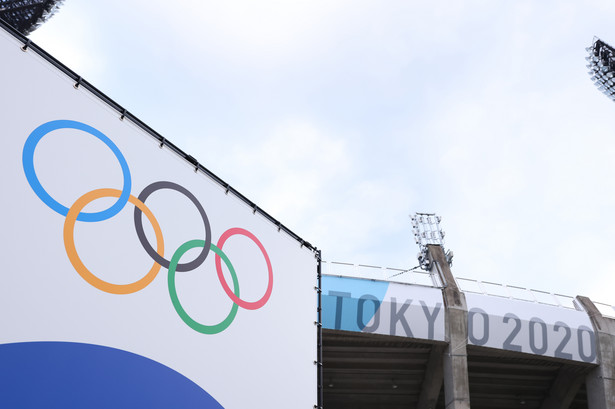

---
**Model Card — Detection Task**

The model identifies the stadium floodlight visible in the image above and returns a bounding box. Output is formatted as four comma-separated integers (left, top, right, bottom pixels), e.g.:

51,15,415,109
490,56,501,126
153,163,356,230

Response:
411,212,453,269
586,37,615,103
0,0,64,35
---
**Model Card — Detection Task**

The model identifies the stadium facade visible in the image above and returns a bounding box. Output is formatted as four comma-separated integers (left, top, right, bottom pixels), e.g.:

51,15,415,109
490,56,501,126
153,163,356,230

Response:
2,14,615,409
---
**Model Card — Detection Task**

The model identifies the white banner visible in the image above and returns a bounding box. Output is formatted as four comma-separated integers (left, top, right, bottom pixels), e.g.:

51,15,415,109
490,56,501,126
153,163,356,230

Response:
465,293,596,363
0,27,316,408
323,275,445,341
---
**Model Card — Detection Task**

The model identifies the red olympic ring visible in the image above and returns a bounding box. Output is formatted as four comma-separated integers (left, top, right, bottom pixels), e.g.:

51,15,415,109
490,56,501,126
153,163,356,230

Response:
215,227,273,310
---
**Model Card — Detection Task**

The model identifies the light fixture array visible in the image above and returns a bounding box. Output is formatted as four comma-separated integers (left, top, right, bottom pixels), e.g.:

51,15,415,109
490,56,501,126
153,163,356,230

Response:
411,213,445,249
411,212,452,269
587,37,615,102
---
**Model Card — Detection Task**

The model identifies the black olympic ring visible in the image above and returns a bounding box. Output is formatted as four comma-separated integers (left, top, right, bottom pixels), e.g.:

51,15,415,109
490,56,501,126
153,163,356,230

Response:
133,181,212,272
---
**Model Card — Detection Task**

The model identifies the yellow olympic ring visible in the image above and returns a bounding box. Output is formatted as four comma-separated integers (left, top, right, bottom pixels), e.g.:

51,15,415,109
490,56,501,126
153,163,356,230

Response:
63,188,165,295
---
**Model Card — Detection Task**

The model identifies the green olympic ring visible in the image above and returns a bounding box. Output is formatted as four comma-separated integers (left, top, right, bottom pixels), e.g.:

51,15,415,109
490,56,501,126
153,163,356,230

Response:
168,240,240,334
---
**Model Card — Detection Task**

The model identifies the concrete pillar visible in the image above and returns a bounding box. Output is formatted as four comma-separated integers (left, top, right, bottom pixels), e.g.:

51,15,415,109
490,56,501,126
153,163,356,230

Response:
575,296,615,409
417,344,445,409
540,366,586,409
427,245,471,409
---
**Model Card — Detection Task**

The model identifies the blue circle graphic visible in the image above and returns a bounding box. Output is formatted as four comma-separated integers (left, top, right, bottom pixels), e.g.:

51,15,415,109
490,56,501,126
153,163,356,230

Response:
0,342,225,409
22,120,131,222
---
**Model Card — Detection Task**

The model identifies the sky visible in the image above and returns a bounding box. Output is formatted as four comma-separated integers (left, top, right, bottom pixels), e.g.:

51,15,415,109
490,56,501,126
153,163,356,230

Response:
24,0,615,303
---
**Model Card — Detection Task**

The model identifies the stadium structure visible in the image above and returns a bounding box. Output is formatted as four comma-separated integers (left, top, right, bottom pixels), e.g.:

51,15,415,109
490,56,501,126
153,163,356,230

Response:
1,12,615,409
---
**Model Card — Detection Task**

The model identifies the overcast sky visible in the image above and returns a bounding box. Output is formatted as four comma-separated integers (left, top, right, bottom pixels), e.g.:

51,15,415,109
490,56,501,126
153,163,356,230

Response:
27,0,615,303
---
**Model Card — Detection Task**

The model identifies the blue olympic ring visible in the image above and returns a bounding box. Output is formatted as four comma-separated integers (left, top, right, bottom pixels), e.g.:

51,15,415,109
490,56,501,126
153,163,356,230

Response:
22,120,132,222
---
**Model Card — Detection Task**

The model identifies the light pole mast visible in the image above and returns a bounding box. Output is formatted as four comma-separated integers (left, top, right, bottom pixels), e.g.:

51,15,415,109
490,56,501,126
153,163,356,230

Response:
411,213,469,409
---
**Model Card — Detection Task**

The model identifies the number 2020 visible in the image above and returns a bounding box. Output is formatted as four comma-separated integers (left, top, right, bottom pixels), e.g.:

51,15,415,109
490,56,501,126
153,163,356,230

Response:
468,309,596,363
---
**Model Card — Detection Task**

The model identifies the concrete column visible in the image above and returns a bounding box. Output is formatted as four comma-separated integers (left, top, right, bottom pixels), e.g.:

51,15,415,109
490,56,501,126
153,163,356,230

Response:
540,366,586,409
417,344,445,409
427,245,471,409
575,296,615,409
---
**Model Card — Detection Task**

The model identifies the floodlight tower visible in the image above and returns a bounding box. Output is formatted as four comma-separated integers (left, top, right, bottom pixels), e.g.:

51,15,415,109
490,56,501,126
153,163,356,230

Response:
0,0,63,35
411,213,470,409
586,37,615,102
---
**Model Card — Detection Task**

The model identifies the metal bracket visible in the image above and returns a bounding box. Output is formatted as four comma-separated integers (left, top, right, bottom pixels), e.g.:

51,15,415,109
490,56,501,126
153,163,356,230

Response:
21,39,31,52
185,155,199,172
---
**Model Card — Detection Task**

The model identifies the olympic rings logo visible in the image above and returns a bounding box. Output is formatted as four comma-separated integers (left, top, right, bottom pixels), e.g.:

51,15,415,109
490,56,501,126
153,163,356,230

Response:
22,120,273,334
